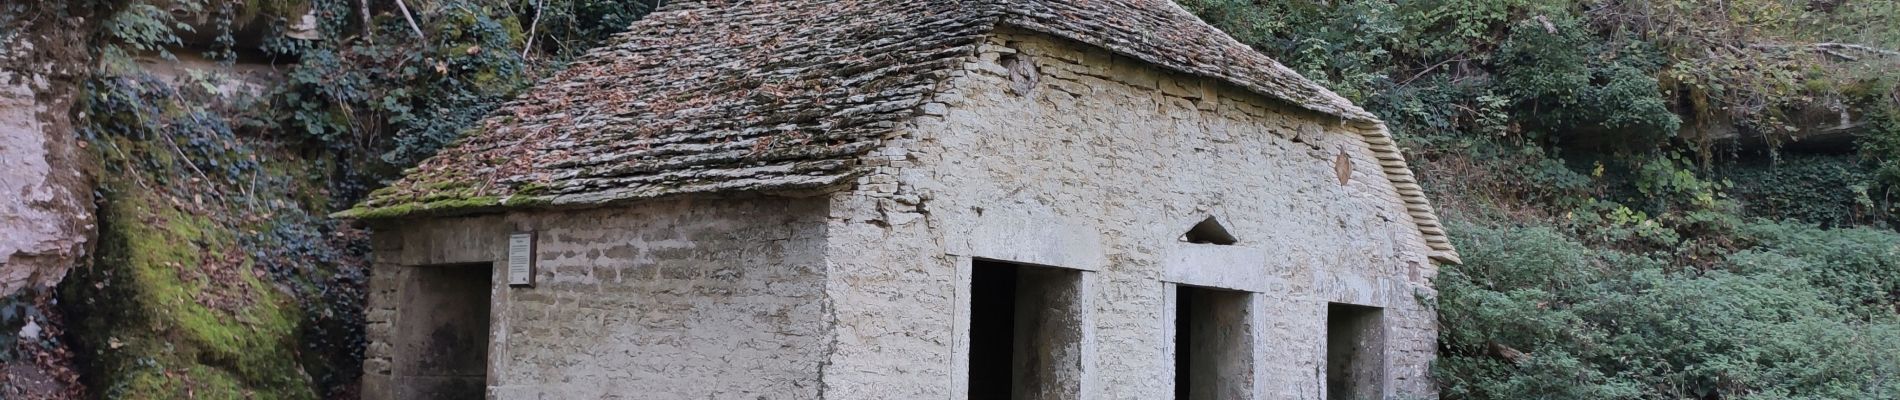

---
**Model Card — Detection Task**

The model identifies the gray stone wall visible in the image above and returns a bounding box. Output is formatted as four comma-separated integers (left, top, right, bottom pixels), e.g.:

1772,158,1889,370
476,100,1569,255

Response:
822,29,1439,399
363,197,833,399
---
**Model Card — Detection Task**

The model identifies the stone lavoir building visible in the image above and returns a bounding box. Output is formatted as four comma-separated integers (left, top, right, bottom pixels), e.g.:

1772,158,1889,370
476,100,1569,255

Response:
338,0,1460,399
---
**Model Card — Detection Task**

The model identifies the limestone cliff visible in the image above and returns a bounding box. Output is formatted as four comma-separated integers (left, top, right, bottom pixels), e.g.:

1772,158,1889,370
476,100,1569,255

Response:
0,3,101,398
0,1,97,299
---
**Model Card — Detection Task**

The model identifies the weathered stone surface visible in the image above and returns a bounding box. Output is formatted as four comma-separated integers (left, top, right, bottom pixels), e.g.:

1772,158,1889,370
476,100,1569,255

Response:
0,7,95,296
363,197,832,399
818,30,1439,399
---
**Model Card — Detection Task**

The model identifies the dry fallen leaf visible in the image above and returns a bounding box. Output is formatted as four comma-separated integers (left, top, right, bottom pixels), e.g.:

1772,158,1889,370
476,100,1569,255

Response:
108,337,123,349
1334,148,1353,185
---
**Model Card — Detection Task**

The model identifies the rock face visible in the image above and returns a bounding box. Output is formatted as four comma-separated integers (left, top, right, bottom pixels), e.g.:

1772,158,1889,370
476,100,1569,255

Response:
0,6,96,399
0,5,96,297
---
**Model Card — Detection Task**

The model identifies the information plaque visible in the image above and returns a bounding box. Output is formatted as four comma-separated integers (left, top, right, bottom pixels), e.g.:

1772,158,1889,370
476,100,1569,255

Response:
507,231,536,287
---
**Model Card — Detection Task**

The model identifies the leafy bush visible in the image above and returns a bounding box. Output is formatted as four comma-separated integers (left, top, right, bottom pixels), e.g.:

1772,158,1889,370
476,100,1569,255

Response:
1721,154,1890,227
1859,104,1900,224
1183,0,1900,153
1176,6,1900,396
264,0,661,194
1438,222,1900,399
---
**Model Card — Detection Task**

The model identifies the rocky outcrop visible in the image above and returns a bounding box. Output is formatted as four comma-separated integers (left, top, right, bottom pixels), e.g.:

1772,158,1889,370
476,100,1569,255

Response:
1,4,99,399
0,3,97,297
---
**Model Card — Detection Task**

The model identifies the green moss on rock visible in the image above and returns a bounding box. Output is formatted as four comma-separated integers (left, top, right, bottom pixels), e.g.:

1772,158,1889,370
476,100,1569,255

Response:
68,186,315,400
66,131,318,400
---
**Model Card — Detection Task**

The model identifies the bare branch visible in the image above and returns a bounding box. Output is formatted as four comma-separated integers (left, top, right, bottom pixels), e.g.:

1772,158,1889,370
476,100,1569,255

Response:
522,0,542,58
395,0,426,40
1750,42,1900,61
359,0,373,40
1816,42,1900,58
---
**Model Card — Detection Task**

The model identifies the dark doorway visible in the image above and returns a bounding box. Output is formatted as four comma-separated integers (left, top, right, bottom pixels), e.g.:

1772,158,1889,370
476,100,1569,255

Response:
969,260,1018,400
1174,285,1252,400
968,259,1084,400
396,264,492,400
1326,303,1385,400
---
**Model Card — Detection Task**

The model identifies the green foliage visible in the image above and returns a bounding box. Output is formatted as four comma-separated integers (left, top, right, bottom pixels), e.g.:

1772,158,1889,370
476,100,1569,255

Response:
1438,222,1900,400
105,2,192,55
1860,100,1900,223
1734,222,1900,316
1494,24,1679,144
1182,0,1900,152
1633,154,1731,213
1177,0,1399,101
74,70,368,398
72,184,311,400
1181,2,1900,398
1721,154,1892,227
266,0,660,180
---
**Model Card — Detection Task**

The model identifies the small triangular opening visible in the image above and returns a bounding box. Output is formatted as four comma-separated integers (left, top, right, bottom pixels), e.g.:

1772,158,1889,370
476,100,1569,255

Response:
1181,216,1238,245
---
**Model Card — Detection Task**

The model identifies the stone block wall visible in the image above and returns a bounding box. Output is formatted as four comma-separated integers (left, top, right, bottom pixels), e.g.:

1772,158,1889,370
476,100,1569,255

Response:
821,28,1439,399
363,197,833,399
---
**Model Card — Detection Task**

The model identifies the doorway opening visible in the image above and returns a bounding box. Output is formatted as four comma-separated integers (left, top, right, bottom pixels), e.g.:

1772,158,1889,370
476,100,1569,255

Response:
968,259,1084,400
1174,285,1253,400
1326,303,1385,400
395,264,492,399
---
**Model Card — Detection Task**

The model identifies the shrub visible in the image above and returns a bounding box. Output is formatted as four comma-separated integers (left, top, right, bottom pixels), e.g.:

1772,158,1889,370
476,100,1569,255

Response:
1721,154,1889,228
1437,221,1900,399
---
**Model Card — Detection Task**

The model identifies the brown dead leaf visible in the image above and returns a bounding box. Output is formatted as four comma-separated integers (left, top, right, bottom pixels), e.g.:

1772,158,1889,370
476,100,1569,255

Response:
1334,148,1353,185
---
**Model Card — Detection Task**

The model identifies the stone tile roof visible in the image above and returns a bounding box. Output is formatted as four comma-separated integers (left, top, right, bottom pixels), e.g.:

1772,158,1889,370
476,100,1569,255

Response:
337,0,1456,263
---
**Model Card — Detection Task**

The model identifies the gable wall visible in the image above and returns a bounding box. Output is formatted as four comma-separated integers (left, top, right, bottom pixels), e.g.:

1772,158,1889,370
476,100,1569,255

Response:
820,29,1439,399
361,197,832,399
